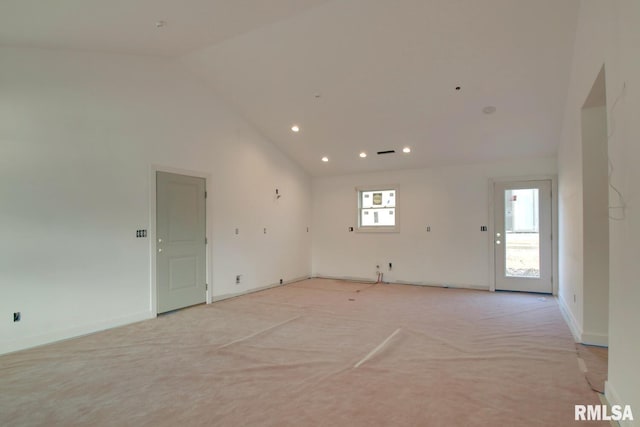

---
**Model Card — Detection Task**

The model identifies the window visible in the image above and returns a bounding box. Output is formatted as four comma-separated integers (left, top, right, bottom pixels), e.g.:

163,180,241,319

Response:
357,186,399,232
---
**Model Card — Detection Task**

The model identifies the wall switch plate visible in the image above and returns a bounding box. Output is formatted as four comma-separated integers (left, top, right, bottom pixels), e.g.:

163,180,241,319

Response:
426,226,431,232
13,312,21,322
136,229,147,238
480,226,488,232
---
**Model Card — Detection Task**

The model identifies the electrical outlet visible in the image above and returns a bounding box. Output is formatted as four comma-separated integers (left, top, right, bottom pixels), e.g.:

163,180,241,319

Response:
235,228,239,235
388,262,392,270
13,312,21,322
236,275,241,285
279,279,283,285
426,226,431,232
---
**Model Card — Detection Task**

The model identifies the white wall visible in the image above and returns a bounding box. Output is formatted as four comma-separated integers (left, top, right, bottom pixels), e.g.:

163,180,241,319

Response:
557,0,640,422
0,47,312,355
312,158,556,289
581,105,609,344
609,0,640,419
559,102,610,347
558,15,611,349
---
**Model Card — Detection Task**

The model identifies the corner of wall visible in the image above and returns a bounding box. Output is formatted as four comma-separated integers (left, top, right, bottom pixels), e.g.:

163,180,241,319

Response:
580,332,608,347
557,295,582,342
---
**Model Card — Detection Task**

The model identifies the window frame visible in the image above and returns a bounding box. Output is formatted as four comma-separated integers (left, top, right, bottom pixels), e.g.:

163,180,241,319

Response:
356,185,400,233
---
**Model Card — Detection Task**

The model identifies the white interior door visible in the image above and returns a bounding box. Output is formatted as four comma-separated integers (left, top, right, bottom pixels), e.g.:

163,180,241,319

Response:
156,172,206,313
494,180,552,293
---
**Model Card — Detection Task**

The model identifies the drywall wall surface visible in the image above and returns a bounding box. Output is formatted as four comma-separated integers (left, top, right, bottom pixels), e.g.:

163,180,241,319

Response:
608,0,640,419
0,47,311,354
558,0,639,419
581,105,609,343
558,104,585,338
311,158,556,289
558,3,612,346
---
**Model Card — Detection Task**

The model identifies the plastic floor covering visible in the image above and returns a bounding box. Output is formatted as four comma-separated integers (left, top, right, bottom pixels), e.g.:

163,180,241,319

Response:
0,278,608,426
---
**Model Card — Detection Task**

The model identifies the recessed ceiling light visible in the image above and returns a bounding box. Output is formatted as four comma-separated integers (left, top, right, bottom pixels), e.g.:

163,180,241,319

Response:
402,147,411,153
483,106,497,114
359,152,367,158
156,20,167,28
321,156,329,162
291,125,300,132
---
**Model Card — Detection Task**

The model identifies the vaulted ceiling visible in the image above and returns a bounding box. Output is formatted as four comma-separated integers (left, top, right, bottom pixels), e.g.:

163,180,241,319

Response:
1,0,580,176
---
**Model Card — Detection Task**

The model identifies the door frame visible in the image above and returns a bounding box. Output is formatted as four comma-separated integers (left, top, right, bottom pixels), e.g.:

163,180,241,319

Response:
488,175,558,295
149,164,212,315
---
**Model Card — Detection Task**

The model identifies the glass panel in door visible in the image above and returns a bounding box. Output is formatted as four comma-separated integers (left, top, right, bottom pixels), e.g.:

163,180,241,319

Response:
504,189,540,278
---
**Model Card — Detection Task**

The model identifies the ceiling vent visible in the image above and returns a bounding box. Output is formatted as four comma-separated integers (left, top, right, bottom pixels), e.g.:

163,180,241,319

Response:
377,150,396,155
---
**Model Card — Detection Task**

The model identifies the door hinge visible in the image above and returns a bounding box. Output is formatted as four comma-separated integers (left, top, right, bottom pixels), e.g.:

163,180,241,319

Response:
205,191,207,199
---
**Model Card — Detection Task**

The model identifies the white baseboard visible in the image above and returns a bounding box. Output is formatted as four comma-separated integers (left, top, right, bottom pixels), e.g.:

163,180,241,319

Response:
557,295,583,342
283,276,310,285
312,275,489,291
1,311,154,356
605,381,635,427
393,279,489,291
212,275,310,302
312,275,376,284
556,296,609,347
582,331,609,347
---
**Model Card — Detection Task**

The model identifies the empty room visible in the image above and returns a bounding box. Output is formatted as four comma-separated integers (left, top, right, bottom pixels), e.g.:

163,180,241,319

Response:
1,1,638,426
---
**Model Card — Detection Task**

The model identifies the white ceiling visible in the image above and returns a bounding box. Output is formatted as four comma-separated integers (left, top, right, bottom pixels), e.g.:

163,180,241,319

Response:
0,0,331,56
1,0,580,177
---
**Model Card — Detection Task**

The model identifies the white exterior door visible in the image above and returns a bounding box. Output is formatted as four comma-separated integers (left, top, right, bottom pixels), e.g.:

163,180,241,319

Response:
156,172,206,313
494,180,552,293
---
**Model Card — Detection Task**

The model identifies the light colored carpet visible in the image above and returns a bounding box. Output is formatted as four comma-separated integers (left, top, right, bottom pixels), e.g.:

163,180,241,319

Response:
0,279,606,426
